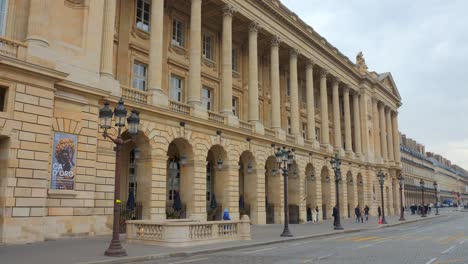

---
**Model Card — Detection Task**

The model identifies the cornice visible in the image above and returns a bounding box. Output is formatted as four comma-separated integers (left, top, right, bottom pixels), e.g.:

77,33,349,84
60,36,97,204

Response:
0,54,68,83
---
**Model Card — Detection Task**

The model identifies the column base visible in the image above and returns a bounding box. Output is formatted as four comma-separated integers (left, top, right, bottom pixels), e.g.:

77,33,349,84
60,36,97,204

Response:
345,150,355,159
150,89,169,108
223,112,239,127
190,103,208,119
321,144,333,153
251,121,264,135
334,147,345,157
295,135,304,146
99,76,121,97
313,140,320,149
275,128,286,141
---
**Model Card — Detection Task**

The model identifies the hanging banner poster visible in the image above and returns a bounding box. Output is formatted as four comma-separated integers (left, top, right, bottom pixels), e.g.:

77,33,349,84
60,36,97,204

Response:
51,132,77,190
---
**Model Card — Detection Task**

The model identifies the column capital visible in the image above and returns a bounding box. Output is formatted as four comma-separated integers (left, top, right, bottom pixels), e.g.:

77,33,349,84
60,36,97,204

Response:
223,4,236,17
289,48,299,58
342,84,350,92
331,76,340,86
271,35,281,47
306,59,315,69
319,68,328,78
249,21,259,33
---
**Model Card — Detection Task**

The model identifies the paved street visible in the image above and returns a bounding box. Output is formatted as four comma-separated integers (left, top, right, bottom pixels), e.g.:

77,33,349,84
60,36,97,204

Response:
137,211,467,264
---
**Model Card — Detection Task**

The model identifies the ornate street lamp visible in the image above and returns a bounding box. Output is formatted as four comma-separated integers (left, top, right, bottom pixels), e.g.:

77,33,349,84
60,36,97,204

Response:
275,146,294,237
217,158,223,170
397,174,405,221
420,179,426,217
99,99,140,257
330,153,344,230
377,170,388,224
433,181,439,215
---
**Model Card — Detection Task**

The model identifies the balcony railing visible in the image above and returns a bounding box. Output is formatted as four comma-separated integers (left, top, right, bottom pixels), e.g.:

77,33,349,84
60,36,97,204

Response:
304,139,313,148
169,100,193,115
0,36,27,59
264,127,275,138
121,86,150,104
239,120,253,132
208,111,225,125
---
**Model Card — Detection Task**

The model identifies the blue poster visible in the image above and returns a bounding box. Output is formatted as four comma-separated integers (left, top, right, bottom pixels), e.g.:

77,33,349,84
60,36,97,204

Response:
51,132,77,190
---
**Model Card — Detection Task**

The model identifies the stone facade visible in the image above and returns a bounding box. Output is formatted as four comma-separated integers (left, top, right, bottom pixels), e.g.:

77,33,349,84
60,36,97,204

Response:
0,0,404,244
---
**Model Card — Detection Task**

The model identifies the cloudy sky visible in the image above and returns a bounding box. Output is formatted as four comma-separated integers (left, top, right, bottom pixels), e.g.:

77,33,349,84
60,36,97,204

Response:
281,0,468,169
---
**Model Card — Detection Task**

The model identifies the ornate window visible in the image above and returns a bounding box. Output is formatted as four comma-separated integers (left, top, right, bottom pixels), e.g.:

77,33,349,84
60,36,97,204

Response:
315,127,320,141
202,86,213,111
232,96,239,117
302,122,307,139
132,62,147,91
202,32,213,60
170,75,184,102
172,18,184,47
287,117,291,135
0,0,7,36
135,0,150,32
232,48,238,72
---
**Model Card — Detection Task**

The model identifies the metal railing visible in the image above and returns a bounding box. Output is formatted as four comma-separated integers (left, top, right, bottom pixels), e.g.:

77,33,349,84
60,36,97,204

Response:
121,86,150,104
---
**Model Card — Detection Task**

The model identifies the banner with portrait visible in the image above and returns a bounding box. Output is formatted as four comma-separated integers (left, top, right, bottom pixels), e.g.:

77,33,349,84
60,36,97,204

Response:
51,132,77,190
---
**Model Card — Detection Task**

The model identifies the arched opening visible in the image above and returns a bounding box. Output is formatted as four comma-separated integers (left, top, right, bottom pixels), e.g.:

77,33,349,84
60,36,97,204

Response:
166,138,194,219
239,151,256,221
288,161,300,224
386,186,390,216
119,132,152,228
265,156,281,224
392,178,398,214
321,166,331,220
346,171,355,218
206,145,227,221
357,173,364,210
0,136,10,241
305,164,316,222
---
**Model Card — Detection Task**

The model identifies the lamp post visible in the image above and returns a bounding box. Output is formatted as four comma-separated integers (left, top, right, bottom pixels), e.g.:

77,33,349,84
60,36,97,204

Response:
433,181,439,215
420,179,426,217
99,99,140,257
330,153,343,230
275,146,294,237
397,174,405,221
377,170,388,224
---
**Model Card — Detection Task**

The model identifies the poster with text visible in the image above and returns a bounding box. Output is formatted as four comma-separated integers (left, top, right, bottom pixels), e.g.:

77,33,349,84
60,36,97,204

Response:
51,132,77,190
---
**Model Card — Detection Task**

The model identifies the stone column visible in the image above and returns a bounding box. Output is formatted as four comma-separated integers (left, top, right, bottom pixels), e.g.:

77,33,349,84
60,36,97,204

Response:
100,0,116,79
289,49,301,138
373,99,381,160
353,93,362,156
386,108,395,162
248,22,262,132
343,86,353,155
332,77,342,153
392,111,401,164
319,69,330,147
188,0,203,112
26,0,50,47
221,5,234,118
306,60,317,145
270,37,281,131
148,0,168,107
360,93,370,156
379,103,388,161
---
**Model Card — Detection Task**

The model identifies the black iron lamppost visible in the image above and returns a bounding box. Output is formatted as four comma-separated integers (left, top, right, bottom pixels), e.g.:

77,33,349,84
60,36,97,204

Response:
330,153,343,230
420,179,426,217
275,146,294,237
397,174,405,221
433,181,439,215
377,170,388,224
99,99,140,257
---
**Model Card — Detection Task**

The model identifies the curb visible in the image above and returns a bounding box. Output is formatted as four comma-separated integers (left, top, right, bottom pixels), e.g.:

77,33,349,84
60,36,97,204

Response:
82,214,446,264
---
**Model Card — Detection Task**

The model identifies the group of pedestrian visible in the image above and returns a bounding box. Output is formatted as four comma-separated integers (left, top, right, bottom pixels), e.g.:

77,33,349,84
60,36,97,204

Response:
409,204,431,215
353,205,370,223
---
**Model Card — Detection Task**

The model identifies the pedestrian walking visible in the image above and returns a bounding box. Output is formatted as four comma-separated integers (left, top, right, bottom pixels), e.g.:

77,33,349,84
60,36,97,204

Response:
312,207,317,223
364,205,370,222
354,205,361,223
332,205,338,227
315,206,319,223
378,206,382,224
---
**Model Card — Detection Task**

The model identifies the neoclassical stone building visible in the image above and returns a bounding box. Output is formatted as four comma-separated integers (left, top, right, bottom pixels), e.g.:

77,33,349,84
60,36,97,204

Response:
0,0,403,244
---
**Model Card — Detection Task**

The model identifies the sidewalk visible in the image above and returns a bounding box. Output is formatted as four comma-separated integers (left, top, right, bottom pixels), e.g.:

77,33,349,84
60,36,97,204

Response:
0,211,452,264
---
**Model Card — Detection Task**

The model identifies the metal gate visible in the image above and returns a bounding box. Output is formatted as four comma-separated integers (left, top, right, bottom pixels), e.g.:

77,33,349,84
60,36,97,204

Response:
119,201,143,233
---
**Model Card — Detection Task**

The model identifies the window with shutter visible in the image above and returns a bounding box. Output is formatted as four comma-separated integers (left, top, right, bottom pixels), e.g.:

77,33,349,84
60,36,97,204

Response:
170,75,183,102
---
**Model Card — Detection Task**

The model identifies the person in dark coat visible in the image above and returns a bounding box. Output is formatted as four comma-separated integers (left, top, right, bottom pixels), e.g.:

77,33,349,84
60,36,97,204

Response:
377,206,382,224
354,205,361,223
364,205,370,222
315,206,319,223
332,205,338,227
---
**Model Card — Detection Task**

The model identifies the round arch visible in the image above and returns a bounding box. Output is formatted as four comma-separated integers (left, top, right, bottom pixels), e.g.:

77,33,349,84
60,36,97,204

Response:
346,171,355,218
206,144,228,221
265,156,281,224
321,166,332,220
305,163,317,222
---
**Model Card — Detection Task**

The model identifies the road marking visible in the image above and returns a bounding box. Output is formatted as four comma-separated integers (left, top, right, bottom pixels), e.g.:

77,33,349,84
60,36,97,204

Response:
425,258,437,264
244,246,278,254
302,258,315,263
318,253,333,260
459,239,465,245
441,245,456,254
167,257,209,264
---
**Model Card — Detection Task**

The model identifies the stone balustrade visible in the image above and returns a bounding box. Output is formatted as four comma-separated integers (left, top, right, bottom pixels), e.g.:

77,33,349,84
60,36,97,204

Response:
126,215,251,247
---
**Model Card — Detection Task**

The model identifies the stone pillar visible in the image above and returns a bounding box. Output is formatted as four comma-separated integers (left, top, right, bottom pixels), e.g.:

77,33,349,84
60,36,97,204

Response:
373,99,381,160
26,0,50,47
343,86,353,155
379,103,388,161
188,0,203,114
100,0,116,79
306,60,317,145
319,69,330,148
353,93,362,156
392,112,401,164
270,37,281,131
289,49,301,138
148,0,168,106
386,108,394,162
221,5,234,118
332,77,342,153
360,93,370,156
248,22,263,132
